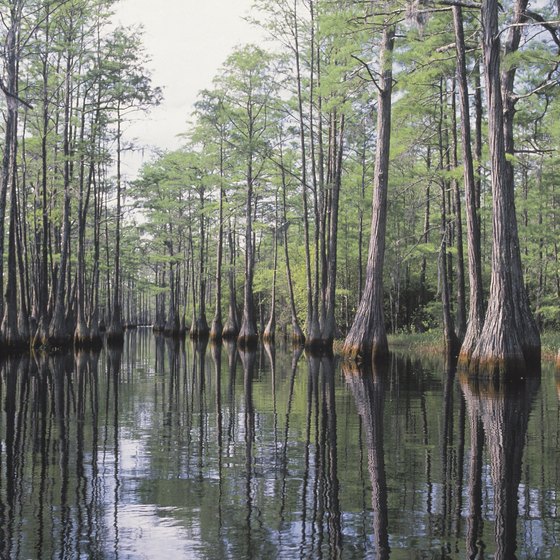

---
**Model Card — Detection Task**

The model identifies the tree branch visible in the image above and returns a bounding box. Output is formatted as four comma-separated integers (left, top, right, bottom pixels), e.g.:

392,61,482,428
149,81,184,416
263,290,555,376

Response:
0,77,33,110
351,54,382,94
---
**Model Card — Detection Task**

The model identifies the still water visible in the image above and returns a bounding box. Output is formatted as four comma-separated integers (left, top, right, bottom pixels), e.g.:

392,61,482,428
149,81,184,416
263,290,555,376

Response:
0,329,558,559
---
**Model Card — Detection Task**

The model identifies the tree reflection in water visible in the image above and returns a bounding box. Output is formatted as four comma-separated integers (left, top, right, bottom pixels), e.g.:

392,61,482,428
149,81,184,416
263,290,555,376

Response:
343,360,390,560
1,333,558,559
0,350,117,559
460,373,540,560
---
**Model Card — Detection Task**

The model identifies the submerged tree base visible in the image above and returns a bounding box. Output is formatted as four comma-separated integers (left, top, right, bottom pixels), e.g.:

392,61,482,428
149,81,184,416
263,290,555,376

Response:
342,338,390,365
237,334,258,350
209,318,223,342
305,337,334,357
0,333,30,356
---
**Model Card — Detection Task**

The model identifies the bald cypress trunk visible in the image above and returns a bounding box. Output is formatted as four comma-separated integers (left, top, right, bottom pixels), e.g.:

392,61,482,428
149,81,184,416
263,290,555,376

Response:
263,201,279,344
454,5,485,363
280,152,304,345
210,143,225,341
0,3,27,352
500,0,540,363
343,23,395,362
106,110,124,344
237,156,258,348
222,227,239,339
469,0,539,377
47,44,74,349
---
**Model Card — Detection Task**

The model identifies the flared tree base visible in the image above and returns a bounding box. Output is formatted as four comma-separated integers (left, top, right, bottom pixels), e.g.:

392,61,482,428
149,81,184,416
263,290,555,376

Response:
209,318,223,342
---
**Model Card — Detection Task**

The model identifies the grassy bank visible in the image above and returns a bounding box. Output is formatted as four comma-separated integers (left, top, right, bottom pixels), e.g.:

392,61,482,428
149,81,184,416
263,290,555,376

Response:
387,329,560,364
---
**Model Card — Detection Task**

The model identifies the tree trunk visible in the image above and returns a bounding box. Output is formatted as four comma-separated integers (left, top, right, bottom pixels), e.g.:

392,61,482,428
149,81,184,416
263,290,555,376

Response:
450,83,467,341
191,189,209,339
500,0,541,363
210,142,225,341
319,113,344,347
343,23,395,362
106,109,124,344
263,196,279,343
222,226,239,339
280,151,304,345
47,45,74,349
0,5,25,352
454,5,485,363
469,0,539,376
438,80,459,356
238,154,258,348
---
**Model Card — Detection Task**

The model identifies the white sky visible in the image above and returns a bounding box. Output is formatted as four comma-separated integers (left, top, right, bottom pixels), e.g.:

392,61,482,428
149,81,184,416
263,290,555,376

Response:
113,0,263,178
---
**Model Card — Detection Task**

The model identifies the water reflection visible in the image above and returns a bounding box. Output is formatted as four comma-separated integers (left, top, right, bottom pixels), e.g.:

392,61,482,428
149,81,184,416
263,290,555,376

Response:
1,333,558,559
460,373,540,560
343,361,389,559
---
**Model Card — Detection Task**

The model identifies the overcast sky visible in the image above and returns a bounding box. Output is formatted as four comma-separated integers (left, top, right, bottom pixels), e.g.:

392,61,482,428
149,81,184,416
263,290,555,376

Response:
113,0,263,177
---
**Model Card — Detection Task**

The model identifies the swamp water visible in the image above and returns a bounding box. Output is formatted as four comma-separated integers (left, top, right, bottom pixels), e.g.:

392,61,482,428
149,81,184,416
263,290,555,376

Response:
0,329,558,559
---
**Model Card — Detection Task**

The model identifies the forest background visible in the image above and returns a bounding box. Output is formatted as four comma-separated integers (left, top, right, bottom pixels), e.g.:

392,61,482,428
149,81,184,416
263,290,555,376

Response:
0,0,559,368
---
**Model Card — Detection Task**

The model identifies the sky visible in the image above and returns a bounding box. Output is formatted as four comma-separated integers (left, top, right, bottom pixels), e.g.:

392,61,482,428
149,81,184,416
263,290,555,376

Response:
113,0,263,178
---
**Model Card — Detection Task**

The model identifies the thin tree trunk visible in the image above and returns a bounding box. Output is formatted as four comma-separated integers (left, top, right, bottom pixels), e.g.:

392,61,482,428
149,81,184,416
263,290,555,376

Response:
238,150,258,347
107,109,124,344
210,141,225,341
263,192,279,343
191,189,209,338
47,42,74,349
454,5,485,363
450,82,467,340
222,224,239,339
320,114,344,347
280,148,304,345
438,79,459,356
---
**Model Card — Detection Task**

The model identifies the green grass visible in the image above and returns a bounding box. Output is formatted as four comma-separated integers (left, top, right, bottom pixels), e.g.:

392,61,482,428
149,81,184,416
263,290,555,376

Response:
387,329,559,363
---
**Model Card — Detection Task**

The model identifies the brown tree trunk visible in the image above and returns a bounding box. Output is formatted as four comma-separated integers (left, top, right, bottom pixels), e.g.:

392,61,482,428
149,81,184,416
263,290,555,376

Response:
343,23,395,362
263,198,279,344
222,226,239,339
438,79,459,356
47,46,74,349
210,142,225,341
238,155,258,348
191,189,209,339
106,109,124,344
500,0,541,363
450,82,467,341
280,153,304,346
0,4,25,352
469,0,539,376
454,5,485,363
319,113,344,347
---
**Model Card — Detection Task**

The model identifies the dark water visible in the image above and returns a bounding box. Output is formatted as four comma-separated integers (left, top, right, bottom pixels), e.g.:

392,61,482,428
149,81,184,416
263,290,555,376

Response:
0,330,558,559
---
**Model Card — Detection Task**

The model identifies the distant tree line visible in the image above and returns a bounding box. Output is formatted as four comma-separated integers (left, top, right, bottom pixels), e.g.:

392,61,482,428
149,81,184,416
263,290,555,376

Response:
1,0,559,375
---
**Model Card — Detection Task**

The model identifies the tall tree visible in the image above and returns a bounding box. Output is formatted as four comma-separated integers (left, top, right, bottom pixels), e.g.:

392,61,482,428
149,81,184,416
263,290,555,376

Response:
343,11,396,362
214,45,279,347
100,25,161,343
469,0,540,375
454,4,485,363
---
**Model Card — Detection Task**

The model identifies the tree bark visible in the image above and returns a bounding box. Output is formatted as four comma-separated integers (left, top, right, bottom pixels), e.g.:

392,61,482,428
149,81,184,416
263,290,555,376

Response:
500,0,541,363
210,141,225,341
222,226,239,339
454,5,485,363
469,0,540,377
106,108,124,344
343,23,395,362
